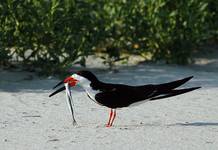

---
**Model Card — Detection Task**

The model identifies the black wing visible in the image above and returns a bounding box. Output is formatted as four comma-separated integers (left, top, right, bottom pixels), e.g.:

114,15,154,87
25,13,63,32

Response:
95,84,156,108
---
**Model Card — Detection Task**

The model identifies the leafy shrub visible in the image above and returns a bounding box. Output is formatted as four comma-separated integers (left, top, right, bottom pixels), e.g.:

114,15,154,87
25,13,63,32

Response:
207,0,218,40
0,0,99,73
144,0,210,64
0,0,217,73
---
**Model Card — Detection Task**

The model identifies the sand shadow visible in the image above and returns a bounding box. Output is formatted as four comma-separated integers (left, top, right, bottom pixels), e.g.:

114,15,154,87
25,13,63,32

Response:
172,122,218,127
110,121,218,129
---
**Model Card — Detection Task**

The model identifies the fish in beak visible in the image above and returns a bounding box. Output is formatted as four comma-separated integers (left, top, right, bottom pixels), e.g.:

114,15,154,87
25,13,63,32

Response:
49,76,78,97
49,76,78,125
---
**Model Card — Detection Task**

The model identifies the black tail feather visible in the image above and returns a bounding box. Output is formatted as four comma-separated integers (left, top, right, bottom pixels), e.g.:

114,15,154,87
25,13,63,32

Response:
150,86,201,101
156,76,193,93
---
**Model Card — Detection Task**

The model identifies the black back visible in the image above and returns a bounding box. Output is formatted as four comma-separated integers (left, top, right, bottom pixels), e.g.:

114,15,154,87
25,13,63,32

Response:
76,70,200,108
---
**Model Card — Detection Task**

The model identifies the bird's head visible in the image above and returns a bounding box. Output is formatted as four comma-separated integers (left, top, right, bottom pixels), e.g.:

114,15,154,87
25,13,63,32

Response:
63,76,78,87
49,70,98,97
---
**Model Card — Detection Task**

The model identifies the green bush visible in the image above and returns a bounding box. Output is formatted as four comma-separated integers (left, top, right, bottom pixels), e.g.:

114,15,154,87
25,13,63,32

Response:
207,0,218,40
0,0,217,72
0,0,99,73
144,0,209,64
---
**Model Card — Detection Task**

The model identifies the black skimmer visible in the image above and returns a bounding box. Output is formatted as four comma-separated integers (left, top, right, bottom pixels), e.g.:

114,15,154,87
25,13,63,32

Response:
49,70,201,127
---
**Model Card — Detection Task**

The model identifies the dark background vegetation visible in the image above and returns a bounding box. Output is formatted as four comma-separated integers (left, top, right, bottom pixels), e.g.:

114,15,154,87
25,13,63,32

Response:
0,0,217,74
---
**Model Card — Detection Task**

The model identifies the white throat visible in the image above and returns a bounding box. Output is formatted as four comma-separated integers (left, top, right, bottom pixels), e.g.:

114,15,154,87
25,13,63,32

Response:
72,74,100,101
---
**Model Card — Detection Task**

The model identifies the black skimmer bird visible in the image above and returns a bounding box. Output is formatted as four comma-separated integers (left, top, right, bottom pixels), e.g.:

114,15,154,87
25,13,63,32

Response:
49,70,200,127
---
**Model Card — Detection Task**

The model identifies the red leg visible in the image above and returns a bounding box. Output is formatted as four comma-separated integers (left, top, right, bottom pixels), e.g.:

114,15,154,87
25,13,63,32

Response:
106,109,113,127
110,109,116,127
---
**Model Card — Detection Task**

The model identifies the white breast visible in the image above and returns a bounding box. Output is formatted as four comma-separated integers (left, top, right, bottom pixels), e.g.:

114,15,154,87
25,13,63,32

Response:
72,74,100,102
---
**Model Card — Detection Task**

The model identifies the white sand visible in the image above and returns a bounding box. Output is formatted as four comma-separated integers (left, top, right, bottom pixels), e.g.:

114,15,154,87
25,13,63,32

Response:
1,64,218,150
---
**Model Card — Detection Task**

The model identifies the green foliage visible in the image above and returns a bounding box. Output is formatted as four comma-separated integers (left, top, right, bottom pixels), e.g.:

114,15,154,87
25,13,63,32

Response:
144,0,210,64
207,0,218,40
0,0,98,73
0,0,217,72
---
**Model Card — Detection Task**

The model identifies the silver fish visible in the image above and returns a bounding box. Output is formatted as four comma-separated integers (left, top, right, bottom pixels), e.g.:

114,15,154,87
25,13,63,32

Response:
64,83,77,125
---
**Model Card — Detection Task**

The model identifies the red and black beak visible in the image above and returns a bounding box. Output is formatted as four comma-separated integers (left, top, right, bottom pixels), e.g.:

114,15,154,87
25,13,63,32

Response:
49,76,78,97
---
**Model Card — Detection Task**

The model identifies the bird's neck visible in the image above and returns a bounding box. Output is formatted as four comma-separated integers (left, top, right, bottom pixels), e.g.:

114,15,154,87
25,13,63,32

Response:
78,79,102,101
78,77,101,91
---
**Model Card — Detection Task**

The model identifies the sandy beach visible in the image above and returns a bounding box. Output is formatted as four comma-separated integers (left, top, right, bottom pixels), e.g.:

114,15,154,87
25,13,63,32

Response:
1,63,218,150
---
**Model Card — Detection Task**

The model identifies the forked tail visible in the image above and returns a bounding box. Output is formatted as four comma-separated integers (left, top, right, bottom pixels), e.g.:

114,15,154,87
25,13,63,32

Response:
156,76,194,93
150,87,201,101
